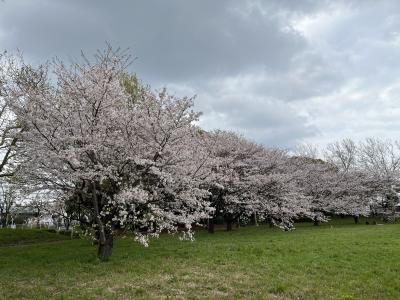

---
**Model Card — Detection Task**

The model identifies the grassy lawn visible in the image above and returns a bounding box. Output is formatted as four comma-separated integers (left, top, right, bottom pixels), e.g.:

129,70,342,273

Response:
0,228,70,247
1,219,400,299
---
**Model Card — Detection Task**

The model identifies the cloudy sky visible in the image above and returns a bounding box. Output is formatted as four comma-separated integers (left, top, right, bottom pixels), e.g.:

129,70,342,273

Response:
1,0,400,148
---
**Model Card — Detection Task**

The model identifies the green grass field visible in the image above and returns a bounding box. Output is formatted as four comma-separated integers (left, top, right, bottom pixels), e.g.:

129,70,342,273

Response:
1,219,400,299
0,228,71,247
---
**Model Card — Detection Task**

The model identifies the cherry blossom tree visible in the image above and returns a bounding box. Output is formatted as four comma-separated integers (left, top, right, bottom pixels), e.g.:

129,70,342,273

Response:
291,138,388,224
358,138,400,220
199,130,263,232
7,46,212,260
287,154,337,225
203,131,312,232
0,52,42,178
250,149,313,230
323,139,376,223
0,53,45,227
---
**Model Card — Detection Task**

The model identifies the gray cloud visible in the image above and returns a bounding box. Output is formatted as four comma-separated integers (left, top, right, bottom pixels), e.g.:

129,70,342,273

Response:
0,0,305,81
1,0,400,147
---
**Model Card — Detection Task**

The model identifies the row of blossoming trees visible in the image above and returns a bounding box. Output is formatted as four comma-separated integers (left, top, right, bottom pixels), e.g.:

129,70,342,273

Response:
0,47,399,260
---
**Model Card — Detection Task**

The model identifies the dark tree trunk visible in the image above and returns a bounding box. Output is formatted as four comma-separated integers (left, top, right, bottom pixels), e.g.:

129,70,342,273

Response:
269,221,274,228
383,215,389,223
254,212,258,226
64,218,70,231
353,215,359,224
313,217,320,226
207,218,215,234
267,217,274,228
0,214,6,227
226,220,233,231
98,233,113,261
91,180,113,261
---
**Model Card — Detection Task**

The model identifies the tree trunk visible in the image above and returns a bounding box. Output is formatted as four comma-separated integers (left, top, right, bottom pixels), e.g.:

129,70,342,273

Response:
313,217,320,226
266,216,274,228
91,181,113,261
226,220,233,231
36,209,40,228
64,218,70,231
353,215,359,224
97,232,113,261
207,218,215,234
269,221,274,228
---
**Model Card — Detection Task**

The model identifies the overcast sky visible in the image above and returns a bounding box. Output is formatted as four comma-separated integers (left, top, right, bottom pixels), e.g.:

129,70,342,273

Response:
1,0,400,148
